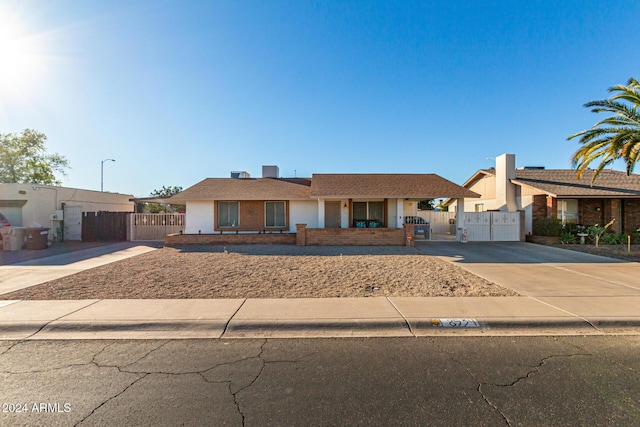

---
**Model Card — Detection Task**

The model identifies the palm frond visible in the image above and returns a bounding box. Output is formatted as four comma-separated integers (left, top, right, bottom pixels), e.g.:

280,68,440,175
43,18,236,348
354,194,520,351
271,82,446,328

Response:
569,76,640,183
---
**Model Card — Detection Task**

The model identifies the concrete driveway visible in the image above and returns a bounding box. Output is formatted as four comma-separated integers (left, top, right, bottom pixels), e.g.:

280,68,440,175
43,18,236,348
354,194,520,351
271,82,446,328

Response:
417,241,640,323
0,242,159,295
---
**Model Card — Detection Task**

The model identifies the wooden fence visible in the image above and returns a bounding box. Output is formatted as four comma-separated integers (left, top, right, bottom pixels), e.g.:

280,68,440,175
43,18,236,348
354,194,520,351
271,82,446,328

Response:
82,211,129,242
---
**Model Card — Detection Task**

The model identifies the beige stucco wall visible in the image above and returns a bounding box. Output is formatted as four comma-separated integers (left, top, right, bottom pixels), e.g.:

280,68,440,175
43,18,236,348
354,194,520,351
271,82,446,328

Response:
468,175,496,200
0,183,134,227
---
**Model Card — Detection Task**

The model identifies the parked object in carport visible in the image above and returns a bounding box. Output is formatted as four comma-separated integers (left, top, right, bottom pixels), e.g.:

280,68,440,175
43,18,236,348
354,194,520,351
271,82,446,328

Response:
25,228,49,250
0,212,10,245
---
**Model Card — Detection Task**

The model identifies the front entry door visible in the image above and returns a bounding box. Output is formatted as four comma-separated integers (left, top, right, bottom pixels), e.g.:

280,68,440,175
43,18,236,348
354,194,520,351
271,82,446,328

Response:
325,202,341,228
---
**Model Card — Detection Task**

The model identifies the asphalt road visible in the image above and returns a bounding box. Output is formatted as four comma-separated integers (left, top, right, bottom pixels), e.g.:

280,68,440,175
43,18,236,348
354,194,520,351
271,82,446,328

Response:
1,336,639,426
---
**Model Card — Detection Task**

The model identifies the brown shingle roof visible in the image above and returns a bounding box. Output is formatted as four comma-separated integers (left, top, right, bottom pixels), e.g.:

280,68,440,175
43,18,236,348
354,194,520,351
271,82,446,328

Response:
310,174,479,199
170,178,312,202
511,169,640,197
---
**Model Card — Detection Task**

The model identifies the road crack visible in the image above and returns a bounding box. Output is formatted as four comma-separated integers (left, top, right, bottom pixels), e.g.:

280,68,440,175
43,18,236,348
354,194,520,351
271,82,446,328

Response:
434,337,592,426
74,373,149,426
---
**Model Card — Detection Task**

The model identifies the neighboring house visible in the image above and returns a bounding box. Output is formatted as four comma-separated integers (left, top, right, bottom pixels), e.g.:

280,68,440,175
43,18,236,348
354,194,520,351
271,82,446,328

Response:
168,166,478,245
446,154,640,235
0,183,135,241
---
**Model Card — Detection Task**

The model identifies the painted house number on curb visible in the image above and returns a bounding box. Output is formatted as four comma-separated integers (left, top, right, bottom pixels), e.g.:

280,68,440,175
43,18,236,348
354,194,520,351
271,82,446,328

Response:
431,318,480,328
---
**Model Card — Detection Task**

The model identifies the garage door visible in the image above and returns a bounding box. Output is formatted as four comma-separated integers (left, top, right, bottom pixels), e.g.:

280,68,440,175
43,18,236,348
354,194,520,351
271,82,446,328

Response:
0,206,23,226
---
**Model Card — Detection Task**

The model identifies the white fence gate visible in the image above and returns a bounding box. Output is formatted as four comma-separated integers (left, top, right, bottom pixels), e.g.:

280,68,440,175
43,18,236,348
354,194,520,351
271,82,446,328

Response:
130,213,186,241
417,211,521,241
464,212,520,242
417,211,456,234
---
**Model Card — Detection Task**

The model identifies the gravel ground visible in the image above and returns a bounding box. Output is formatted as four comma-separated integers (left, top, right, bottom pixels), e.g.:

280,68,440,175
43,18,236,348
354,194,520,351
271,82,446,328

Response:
0,245,518,299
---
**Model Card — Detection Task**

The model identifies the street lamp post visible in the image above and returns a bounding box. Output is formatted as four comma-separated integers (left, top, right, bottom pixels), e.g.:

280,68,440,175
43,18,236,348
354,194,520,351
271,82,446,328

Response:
101,159,115,192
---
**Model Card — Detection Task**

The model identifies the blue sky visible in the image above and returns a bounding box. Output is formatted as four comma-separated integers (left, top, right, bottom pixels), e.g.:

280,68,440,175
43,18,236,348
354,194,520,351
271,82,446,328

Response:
1,0,639,197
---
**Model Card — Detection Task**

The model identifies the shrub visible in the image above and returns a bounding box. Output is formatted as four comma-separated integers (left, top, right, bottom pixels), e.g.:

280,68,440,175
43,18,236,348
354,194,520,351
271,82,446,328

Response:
563,223,581,234
586,219,616,245
560,232,577,244
533,218,563,237
599,233,623,245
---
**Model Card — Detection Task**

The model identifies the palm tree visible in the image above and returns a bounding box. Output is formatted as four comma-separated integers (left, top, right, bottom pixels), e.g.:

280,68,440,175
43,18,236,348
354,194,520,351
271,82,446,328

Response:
568,77,640,184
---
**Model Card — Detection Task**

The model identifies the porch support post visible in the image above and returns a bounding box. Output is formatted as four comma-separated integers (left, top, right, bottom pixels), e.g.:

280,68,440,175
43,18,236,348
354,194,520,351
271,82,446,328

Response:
317,199,325,228
341,199,349,228
455,198,466,242
396,199,404,228
383,198,388,227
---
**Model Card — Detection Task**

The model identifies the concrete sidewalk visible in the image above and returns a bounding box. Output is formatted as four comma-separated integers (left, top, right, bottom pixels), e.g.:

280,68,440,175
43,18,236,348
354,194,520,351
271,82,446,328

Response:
1,295,639,340
1,241,640,340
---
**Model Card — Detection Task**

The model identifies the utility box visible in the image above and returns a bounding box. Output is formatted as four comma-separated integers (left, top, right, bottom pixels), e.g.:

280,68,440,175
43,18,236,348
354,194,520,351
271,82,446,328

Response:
1,227,26,251
25,227,49,250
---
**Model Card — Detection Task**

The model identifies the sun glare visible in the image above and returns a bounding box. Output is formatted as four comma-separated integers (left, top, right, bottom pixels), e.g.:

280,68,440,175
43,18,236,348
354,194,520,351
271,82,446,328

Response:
0,12,47,100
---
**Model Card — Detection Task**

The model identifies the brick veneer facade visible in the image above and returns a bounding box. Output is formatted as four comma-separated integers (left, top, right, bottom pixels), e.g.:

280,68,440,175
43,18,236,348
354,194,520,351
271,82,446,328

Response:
214,200,289,233
531,196,640,235
623,199,640,234
296,224,412,246
165,232,296,246
532,195,548,221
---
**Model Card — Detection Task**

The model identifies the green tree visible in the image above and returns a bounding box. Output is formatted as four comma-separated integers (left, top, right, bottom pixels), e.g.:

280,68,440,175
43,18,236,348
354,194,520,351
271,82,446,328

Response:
417,199,435,210
568,77,640,183
436,199,449,212
145,185,185,213
0,129,70,185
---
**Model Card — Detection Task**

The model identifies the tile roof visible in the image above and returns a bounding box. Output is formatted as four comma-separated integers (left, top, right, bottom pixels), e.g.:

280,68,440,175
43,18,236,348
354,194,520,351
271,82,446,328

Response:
511,169,640,197
170,178,312,202
310,174,479,199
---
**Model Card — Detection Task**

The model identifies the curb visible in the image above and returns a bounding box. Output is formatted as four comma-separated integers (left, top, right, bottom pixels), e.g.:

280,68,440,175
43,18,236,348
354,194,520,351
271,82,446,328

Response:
3,317,640,340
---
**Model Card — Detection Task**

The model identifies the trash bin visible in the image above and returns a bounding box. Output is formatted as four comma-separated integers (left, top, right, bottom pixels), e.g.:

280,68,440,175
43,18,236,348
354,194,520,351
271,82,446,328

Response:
1,227,26,251
25,227,49,250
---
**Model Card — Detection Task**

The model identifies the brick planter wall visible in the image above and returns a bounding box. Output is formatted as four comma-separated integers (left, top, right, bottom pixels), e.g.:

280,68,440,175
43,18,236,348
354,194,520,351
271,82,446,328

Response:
165,233,296,246
297,225,409,246
525,235,560,245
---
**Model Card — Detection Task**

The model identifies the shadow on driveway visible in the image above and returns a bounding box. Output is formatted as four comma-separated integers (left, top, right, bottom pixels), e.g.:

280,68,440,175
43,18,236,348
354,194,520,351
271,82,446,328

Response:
2,242,162,267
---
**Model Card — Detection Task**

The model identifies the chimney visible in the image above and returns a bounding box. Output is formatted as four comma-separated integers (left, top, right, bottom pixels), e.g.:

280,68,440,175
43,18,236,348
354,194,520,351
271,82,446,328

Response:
495,153,517,212
262,165,279,178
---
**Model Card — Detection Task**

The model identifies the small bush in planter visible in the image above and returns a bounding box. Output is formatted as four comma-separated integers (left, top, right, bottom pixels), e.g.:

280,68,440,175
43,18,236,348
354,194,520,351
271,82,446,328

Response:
600,233,626,245
560,232,577,244
533,218,563,237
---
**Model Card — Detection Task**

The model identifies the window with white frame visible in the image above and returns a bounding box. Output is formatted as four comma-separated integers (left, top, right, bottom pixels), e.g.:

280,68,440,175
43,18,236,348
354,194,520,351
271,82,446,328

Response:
218,202,239,227
265,201,286,227
475,203,484,212
557,199,578,224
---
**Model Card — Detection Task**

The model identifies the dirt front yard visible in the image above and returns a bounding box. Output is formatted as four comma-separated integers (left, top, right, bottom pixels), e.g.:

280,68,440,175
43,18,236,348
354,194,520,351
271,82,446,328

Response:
1,245,518,299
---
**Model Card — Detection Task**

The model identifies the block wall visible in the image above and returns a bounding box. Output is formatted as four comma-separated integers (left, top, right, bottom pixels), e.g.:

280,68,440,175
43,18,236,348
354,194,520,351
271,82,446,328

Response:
165,233,296,246
301,226,408,246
